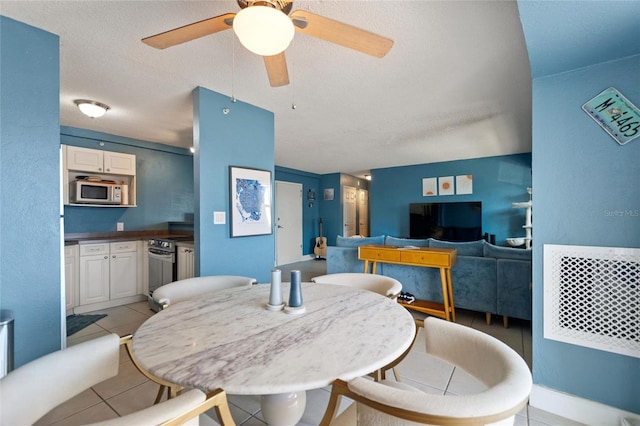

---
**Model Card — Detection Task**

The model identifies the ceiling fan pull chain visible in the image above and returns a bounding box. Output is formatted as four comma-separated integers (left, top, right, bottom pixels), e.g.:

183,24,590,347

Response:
231,30,237,103
291,39,296,110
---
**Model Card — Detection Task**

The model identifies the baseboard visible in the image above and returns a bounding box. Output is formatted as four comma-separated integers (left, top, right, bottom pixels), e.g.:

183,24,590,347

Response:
530,384,640,425
73,294,147,314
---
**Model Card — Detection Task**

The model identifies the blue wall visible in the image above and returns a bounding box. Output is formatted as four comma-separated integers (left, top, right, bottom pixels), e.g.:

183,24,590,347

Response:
275,166,322,255
531,55,640,413
369,154,532,245
319,173,343,245
61,127,194,233
193,88,275,283
0,16,62,366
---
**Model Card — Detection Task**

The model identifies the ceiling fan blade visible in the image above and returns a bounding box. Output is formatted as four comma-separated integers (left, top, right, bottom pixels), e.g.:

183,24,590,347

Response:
263,53,290,87
290,10,393,58
142,13,235,49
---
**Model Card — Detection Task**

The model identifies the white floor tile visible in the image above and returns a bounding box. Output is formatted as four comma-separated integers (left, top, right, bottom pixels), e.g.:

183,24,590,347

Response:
33,388,103,426
106,380,164,417
91,360,149,400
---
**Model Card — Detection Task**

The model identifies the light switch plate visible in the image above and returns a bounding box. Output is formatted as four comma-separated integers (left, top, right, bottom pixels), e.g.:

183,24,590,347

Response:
213,211,226,225
117,222,124,231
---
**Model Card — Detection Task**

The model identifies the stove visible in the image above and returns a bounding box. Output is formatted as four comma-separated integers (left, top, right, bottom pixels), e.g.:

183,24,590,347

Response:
147,238,176,311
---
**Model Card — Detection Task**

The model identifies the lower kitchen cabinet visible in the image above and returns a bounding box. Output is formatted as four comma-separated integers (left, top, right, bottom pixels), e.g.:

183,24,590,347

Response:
177,244,195,280
79,241,138,306
64,245,79,313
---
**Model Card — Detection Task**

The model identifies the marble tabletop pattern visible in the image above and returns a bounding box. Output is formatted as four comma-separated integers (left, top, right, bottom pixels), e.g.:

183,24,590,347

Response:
132,282,416,395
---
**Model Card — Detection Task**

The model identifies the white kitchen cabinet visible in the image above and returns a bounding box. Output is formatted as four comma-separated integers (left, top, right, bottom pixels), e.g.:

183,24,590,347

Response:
62,145,137,206
64,245,79,313
66,145,136,175
79,241,137,306
79,248,110,305
109,242,138,299
177,245,195,280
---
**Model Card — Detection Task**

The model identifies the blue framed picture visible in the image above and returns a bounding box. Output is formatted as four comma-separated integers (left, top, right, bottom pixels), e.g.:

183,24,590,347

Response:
229,166,272,237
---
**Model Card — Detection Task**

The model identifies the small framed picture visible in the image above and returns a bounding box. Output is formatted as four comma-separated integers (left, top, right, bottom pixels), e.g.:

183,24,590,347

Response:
422,177,437,196
229,166,272,237
456,175,473,195
324,188,335,201
439,176,454,196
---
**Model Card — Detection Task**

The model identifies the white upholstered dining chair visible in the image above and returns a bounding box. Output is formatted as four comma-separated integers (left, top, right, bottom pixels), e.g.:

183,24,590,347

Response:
320,317,532,426
0,333,235,425
311,273,403,300
312,272,405,381
152,275,257,310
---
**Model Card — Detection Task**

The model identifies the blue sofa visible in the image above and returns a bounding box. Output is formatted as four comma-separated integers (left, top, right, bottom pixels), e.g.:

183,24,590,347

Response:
326,235,532,327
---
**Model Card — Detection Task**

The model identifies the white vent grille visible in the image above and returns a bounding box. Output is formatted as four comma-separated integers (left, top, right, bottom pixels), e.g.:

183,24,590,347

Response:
544,244,639,358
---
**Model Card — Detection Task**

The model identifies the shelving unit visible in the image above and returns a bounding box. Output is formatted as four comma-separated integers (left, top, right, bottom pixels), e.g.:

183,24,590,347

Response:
511,187,532,249
62,145,137,207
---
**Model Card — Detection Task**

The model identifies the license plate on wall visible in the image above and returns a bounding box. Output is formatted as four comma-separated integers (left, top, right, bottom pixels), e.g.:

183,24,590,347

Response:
582,87,640,146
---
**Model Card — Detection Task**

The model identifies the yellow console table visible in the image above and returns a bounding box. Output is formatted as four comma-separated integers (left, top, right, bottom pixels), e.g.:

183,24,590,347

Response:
358,244,458,322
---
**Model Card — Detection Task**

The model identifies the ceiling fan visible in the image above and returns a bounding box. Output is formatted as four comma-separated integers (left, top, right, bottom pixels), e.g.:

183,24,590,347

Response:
142,0,393,87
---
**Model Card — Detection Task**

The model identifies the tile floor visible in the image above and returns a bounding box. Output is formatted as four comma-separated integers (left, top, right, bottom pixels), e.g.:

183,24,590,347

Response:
36,265,585,426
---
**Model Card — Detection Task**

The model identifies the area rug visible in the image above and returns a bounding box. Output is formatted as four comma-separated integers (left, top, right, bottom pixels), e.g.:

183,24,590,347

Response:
66,314,107,336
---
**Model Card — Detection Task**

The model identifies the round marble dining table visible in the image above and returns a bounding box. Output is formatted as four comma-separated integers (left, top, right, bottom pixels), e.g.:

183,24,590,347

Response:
132,281,416,425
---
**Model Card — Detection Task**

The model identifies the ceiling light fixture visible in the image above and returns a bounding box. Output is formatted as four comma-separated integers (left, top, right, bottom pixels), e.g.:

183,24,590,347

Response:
74,99,110,118
232,5,294,56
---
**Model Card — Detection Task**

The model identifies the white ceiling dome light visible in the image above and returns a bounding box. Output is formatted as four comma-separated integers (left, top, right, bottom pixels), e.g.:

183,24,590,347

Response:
233,5,294,56
74,99,110,118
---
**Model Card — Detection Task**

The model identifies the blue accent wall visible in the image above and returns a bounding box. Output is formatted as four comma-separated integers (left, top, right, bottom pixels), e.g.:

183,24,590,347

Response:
275,166,322,255
193,88,275,283
61,127,194,233
319,173,344,245
530,55,640,413
369,154,532,245
0,16,62,366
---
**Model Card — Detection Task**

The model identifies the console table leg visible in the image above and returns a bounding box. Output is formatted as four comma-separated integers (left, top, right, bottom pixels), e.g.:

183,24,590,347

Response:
446,268,456,322
439,268,451,321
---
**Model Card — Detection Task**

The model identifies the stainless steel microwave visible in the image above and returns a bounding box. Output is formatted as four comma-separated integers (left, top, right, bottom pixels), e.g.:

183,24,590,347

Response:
70,180,122,205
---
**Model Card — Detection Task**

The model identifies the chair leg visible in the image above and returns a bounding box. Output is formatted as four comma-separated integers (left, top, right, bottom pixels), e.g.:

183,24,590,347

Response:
485,312,492,325
319,380,349,426
154,385,166,404
503,315,509,328
392,366,402,382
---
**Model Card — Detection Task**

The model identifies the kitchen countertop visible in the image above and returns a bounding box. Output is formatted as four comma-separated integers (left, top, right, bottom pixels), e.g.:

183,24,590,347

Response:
65,230,194,245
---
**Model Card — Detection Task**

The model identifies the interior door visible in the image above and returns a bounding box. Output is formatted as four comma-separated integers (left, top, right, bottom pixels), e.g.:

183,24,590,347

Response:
275,181,303,266
343,185,357,237
358,189,369,237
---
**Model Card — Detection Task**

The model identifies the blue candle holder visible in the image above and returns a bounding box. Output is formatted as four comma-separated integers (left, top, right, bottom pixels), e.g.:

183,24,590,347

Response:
284,270,305,314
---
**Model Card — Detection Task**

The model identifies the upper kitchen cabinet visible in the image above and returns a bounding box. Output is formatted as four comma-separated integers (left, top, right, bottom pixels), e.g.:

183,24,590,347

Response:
66,145,136,175
62,145,137,207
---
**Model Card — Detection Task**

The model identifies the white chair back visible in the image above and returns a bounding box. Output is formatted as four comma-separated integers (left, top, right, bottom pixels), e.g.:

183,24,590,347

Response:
0,334,120,425
311,273,402,300
321,317,532,426
0,333,236,425
153,275,256,308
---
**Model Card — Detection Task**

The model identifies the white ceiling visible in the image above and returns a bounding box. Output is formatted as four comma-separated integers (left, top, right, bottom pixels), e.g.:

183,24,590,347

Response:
2,0,532,177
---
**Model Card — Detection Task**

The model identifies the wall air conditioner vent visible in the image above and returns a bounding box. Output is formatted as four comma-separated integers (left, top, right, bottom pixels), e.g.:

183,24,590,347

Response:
543,244,639,358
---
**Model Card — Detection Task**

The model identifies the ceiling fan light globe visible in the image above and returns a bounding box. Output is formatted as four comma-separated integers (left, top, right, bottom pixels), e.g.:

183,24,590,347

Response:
233,5,294,56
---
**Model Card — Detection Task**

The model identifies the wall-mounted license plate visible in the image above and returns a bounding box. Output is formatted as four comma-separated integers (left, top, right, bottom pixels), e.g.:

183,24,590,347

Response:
582,87,640,146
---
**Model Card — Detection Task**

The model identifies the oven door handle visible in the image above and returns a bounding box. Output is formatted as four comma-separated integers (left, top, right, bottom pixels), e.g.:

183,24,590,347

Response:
148,251,174,261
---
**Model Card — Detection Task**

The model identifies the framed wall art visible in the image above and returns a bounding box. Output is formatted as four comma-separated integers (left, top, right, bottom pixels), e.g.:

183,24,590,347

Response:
229,166,272,237
438,176,454,196
422,177,437,196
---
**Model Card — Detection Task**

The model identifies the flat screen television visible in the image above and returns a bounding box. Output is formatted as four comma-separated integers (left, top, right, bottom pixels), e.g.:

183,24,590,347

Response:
409,202,482,242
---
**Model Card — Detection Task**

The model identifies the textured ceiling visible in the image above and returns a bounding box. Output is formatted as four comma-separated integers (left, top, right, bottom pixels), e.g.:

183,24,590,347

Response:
2,0,533,177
